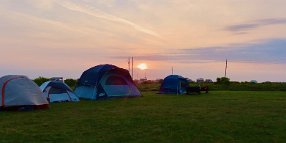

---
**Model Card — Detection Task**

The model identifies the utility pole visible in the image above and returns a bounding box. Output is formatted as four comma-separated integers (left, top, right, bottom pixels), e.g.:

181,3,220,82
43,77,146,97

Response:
131,57,134,80
128,57,130,73
225,59,228,77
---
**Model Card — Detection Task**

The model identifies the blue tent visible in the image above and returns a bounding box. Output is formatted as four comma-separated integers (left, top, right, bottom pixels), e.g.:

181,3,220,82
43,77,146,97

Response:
40,80,79,103
159,75,189,94
75,64,141,100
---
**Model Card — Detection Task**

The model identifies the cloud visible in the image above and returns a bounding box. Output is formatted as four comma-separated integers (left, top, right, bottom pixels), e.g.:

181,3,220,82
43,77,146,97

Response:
114,39,286,64
225,23,258,32
257,18,286,25
55,1,161,38
225,18,286,32
27,0,55,10
0,6,91,37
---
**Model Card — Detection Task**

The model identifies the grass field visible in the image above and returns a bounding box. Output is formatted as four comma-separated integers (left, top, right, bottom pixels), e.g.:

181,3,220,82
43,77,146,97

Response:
1,91,286,143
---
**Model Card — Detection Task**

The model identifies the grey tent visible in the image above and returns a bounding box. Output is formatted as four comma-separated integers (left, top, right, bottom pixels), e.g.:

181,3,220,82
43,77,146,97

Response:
0,75,49,110
40,80,79,103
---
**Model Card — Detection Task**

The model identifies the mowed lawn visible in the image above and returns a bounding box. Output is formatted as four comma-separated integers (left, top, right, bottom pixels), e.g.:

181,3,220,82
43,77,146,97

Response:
1,91,286,143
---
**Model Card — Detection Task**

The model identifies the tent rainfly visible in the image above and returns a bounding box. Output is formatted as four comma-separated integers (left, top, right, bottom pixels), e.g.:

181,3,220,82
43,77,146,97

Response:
75,64,141,100
159,75,189,94
0,75,49,110
40,80,79,103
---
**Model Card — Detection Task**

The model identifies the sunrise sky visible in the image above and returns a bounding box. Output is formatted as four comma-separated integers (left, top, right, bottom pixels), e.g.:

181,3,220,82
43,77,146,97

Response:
0,0,286,82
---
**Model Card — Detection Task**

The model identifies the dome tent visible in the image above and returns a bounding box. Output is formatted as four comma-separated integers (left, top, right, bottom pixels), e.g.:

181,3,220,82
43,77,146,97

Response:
75,64,141,100
159,75,189,94
0,75,49,110
40,79,79,103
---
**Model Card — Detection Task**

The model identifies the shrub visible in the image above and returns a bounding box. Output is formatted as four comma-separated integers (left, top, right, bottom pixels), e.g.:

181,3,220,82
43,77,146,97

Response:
216,77,230,85
33,77,49,86
64,78,77,90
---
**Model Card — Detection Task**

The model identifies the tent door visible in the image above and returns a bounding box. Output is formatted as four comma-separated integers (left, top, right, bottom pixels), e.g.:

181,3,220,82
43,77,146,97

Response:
103,85,131,96
101,75,131,96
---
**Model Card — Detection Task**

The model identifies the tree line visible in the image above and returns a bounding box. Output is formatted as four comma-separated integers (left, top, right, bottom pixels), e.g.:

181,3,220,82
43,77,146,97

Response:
33,76,286,91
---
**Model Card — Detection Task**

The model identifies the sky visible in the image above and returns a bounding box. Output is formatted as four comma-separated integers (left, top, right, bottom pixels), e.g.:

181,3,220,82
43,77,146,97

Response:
0,0,286,82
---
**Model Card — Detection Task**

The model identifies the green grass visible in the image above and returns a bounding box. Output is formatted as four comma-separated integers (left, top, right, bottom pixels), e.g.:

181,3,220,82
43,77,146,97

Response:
1,91,286,143
195,82,286,91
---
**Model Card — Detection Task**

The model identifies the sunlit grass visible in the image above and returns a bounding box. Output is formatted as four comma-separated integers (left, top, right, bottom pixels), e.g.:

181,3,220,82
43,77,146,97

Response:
1,91,286,142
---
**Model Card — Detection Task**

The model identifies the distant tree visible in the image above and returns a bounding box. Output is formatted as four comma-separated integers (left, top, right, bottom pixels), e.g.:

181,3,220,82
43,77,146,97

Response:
216,77,221,83
250,80,258,84
33,77,49,86
216,77,230,85
64,78,77,89
142,80,153,84
133,79,140,85
157,79,164,84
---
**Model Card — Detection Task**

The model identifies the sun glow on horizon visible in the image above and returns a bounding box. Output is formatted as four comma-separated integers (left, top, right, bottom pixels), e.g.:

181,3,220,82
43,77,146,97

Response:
137,63,148,70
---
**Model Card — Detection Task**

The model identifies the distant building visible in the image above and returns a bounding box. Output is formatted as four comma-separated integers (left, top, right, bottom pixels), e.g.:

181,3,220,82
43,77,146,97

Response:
197,78,204,83
187,78,194,83
50,77,63,82
205,79,213,83
139,77,148,82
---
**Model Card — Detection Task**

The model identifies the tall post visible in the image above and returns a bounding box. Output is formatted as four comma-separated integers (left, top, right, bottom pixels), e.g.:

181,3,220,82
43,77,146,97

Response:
131,57,134,80
128,57,130,73
225,59,228,77
172,66,174,75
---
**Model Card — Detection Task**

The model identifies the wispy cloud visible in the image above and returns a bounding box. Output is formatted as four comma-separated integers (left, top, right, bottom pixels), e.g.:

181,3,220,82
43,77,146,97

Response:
226,23,258,32
114,39,286,64
55,1,161,38
225,18,286,32
0,7,90,36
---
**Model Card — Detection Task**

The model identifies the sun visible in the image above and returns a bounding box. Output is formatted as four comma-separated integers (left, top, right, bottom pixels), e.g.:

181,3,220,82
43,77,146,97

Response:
137,63,148,70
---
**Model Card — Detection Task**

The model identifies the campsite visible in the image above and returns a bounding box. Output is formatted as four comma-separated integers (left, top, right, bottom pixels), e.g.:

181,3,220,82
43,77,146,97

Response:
1,1,286,142
1,74,286,142
0,65,285,143
1,91,286,142
1,72,285,142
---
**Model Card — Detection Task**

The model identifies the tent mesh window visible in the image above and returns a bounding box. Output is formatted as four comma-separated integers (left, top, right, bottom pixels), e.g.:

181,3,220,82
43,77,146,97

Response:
48,87,67,94
105,76,127,85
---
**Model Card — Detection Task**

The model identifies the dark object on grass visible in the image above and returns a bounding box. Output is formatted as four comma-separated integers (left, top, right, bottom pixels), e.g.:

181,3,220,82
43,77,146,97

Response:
186,86,209,95
186,86,201,95
201,86,209,93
